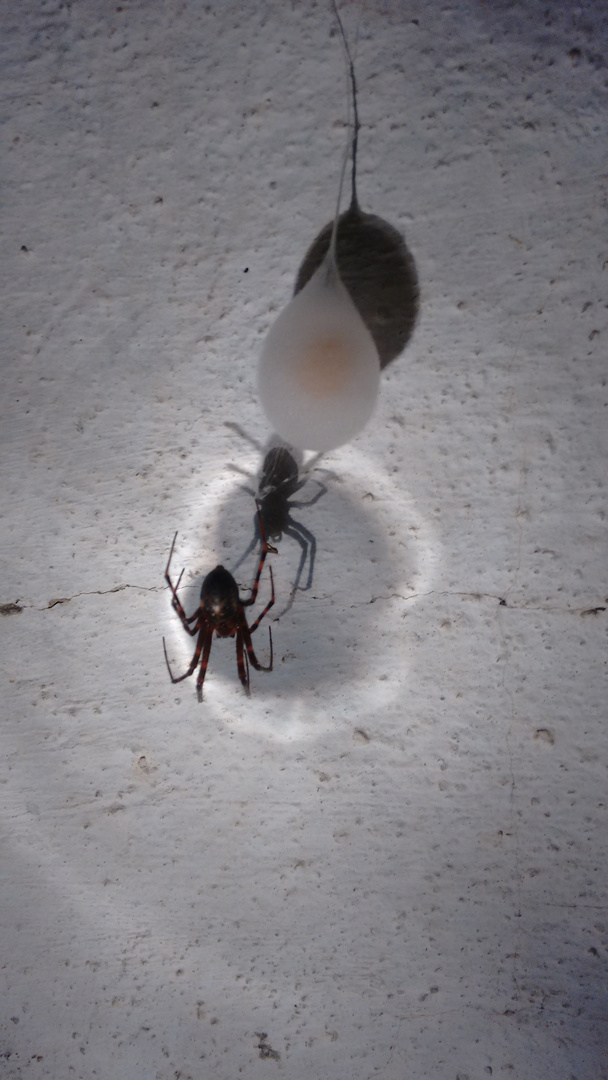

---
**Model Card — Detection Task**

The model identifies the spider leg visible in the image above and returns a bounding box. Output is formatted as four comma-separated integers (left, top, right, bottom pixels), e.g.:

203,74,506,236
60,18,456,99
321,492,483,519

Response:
196,627,214,702
232,500,278,576
242,619,273,673
235,628,251,694
164,531,179,578
242,502,272,607
169,584,199,635
165,534,198,634
248,564,275,633
237,562,274,682
163,624,210,685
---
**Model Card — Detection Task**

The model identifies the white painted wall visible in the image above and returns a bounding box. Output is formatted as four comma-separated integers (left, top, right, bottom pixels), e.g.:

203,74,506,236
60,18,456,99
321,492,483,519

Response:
2,1,607,1076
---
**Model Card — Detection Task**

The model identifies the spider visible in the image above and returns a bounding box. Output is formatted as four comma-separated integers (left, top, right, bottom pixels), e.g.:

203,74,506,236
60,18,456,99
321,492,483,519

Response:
257,444,326,569
225,424,327,609
163,506,275,700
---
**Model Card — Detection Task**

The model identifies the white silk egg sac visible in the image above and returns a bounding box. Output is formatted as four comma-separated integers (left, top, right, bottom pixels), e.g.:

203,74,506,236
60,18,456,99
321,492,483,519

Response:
257,261,381,453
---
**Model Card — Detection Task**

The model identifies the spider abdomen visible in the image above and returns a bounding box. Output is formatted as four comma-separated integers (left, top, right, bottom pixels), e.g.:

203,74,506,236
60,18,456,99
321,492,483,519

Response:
201,565,241,631
259,490,289,541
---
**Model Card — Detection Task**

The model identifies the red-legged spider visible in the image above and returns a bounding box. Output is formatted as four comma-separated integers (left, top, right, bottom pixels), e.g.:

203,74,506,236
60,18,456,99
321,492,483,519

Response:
163,507,275,700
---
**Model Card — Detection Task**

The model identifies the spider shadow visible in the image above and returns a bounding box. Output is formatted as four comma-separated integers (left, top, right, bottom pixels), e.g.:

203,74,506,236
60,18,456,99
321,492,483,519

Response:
210,448,425,700
229,480,325,618
224,423,332,617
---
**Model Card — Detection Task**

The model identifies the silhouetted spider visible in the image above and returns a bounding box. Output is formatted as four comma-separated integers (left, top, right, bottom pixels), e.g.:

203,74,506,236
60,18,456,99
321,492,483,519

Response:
163,506,275,700
225,425,327,609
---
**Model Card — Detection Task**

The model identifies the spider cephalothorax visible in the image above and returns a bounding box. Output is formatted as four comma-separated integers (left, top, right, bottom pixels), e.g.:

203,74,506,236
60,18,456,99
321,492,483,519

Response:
163,507,275,700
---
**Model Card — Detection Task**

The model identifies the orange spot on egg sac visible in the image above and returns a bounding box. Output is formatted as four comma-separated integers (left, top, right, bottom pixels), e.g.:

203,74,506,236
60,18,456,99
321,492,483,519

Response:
295,336,352,398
